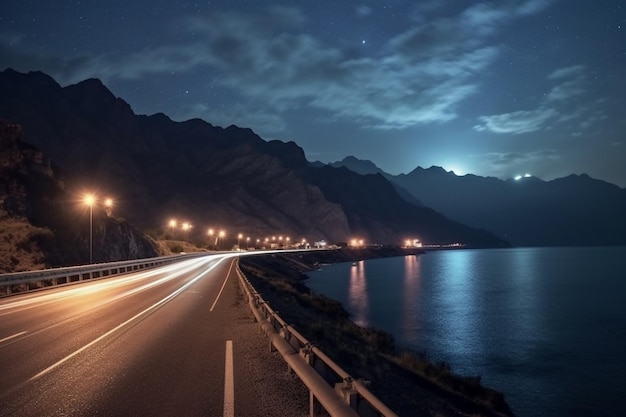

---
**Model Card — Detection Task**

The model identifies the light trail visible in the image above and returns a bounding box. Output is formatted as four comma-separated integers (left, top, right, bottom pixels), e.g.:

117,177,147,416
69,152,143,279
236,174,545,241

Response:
29,256,227,381
0,256,215,315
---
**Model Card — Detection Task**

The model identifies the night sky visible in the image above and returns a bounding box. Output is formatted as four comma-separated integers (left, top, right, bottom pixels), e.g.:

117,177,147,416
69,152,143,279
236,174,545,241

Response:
2,1,625,186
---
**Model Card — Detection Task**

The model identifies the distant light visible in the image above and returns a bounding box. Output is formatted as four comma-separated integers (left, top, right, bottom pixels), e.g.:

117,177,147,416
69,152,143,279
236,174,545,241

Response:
524,173,532,178
514,175,522,181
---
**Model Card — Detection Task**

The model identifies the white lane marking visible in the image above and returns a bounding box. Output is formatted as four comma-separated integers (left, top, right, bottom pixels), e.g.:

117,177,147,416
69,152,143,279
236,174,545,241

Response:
29,257,226,381
224,340,234,417
0,331,27,344
209,260,234,312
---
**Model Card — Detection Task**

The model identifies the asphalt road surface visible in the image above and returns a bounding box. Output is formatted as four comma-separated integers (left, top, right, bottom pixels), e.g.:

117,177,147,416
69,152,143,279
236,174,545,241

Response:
0,254,309,416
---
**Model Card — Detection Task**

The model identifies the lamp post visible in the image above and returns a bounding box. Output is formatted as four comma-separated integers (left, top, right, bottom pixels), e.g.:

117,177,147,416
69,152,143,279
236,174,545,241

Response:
182,222,191,240
208,228,215,248
169,219,177,237
237,233,243,249
104,198,113,217
83,194,96,263
218,230,225,249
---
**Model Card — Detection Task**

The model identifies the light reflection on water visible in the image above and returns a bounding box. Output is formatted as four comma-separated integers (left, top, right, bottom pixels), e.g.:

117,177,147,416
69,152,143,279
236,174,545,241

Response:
307,247,626,417
348,260,368,327
401,255,421,346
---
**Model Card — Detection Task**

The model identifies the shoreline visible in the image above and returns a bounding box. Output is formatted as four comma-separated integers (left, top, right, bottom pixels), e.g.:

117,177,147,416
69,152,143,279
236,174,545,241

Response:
239,247,515,417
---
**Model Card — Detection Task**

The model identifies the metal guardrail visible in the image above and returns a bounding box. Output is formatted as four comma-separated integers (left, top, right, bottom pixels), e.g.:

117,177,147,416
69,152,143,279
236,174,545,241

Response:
235,259,398,417
0,252,208,296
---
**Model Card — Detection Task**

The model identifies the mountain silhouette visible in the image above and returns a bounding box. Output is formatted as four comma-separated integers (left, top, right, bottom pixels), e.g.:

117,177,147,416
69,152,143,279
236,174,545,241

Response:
331,156,626,246
0,69,507,249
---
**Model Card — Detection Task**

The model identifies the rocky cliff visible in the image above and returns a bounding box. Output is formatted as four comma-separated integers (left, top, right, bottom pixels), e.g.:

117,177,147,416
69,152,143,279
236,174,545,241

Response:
0,119,158,271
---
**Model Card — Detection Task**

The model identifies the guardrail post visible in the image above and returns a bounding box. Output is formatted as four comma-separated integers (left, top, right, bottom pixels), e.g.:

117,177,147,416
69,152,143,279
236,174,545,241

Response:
334,377,359,411
279,324,288,340
266,310,276,352
309,391,322,417
300,343,315,366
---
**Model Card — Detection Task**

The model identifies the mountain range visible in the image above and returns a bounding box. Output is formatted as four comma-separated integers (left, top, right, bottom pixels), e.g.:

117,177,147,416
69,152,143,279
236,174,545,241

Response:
331,156,626,246
0,69,507,267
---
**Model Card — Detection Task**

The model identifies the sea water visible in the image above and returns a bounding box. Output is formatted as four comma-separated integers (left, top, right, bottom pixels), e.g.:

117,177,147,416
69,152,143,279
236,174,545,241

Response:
306,247,626,417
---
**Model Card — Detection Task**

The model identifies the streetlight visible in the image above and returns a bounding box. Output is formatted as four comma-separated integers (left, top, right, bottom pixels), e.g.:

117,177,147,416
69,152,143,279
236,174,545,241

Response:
237,233,243,248
83,193,96,263
104,198,113,217
182,222,191,238
208,228,215,247
218,230,226,249
168,219,177,239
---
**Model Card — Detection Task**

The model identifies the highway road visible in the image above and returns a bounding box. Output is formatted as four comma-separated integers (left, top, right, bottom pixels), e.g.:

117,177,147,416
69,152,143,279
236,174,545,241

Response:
0,254,308,416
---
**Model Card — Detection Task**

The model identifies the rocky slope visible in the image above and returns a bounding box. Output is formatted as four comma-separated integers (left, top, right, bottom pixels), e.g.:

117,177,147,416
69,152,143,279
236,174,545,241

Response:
0,119,158,271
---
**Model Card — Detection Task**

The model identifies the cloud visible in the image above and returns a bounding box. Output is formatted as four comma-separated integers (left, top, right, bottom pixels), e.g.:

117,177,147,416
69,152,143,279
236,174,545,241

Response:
475,108,557,134
356,5,372,17
177,102,287,134
0,2,557,132
548,64,586,80
515,0,559,16
474,63,603,135
483,149,560,167
545,65,587,102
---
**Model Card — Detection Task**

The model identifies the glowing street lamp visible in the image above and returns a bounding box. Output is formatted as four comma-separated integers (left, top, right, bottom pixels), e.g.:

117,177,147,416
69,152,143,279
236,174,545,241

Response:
83,193,96,263
238,233,243,248
104,198,113,217
217,230,225,249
